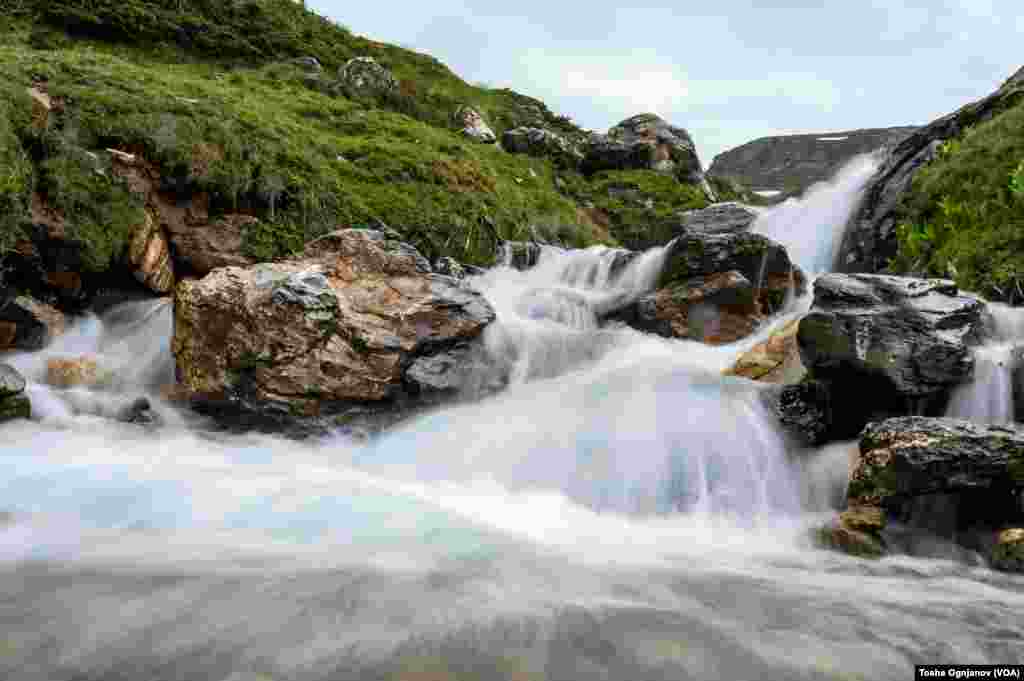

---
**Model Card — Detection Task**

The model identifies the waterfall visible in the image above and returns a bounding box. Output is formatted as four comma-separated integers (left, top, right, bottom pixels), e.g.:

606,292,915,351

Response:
946,302,1024,424
752,153,881,276
3,159,1022,681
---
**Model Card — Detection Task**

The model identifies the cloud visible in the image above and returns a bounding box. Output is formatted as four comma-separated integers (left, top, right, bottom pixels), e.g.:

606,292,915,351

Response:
563,69,690,118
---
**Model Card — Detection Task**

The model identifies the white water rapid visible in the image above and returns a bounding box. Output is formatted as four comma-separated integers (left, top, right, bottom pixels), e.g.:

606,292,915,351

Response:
2,156,1023,681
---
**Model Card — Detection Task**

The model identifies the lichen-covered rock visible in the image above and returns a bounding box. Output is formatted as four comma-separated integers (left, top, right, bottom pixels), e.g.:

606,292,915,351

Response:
582,114,705,184
172,229,496,432
798,274,984,397
502,126,583,168
0,295,66,351
850,417,1024,510
673,202,759,235
453,106,496,144
338,57,398,96
127,210,175,294
0,363,26,399
725,316,804,382
611,231,805,345
991,528,1024,573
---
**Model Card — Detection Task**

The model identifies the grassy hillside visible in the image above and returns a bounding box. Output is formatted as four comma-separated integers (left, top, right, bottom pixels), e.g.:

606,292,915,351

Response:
0,0,711,280
891,93,1024,301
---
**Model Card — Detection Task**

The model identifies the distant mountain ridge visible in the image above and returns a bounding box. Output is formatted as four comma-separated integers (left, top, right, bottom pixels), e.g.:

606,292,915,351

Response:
709,127,918,196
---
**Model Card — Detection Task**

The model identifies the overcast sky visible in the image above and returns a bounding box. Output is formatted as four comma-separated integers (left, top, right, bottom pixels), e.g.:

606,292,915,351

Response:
309,0,1022,166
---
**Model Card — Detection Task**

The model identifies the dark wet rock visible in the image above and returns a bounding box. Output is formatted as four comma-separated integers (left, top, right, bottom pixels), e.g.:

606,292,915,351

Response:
405,343,506,397
709,127,916,197
115,396,161,426
673,202,759,235
583,114,705,184
850,417,1024,510
432,257,484,280
0,295,66,351
611,231,805,345
0,363,27,399
0,364,30,424
502,126,583,168
839,75,1024,272
172,229,495,435
495,241,564,271
798,274,984,398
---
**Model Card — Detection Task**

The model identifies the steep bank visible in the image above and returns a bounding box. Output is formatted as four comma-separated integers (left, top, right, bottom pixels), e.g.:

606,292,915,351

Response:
840,65,1024,296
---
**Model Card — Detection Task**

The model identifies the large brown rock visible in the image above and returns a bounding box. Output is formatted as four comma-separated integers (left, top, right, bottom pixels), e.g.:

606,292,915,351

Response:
172,229,496,431
610,231,805,345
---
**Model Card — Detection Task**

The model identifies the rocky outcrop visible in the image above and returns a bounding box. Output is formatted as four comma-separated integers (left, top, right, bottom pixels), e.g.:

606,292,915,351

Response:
502,127,583,168
0,363,31,424
798,274,984,397
709,127,916,195
611,231,805,345
0,295,65,351
453,106,496,144
338,57,398,97
172,229,497,433
582,114,706,184
672,202,758,235
838,75,1024,272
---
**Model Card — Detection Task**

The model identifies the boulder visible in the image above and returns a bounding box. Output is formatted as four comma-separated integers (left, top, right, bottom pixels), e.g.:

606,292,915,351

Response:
172,229,496,433
126,210,175,294
992,528,1024,573
725,316,804,383
338,57,398,97
611,231,805,345
115,396,162,426
453,106,496,144
673,202,759,235
582,114,705,184
502,126,583,168
849,417,1024,510
798,274,984,398
839,73,1024,272
0,363,31,424
0,295,66,351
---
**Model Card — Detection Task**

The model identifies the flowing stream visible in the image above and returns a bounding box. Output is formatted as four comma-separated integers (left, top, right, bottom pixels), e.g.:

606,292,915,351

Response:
1,157,1023,680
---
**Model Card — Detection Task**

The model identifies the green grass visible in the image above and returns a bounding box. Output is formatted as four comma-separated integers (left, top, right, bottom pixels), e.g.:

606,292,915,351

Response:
562,169,710,250
0,0,712,277
891,91,1024,300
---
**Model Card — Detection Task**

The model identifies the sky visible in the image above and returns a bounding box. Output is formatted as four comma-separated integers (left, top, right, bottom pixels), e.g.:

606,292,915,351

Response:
308,0,1022,166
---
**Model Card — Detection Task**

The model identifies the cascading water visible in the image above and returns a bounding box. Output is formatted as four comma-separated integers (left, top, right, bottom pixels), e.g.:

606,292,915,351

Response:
2,157,1023,681
947,302,1024,424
